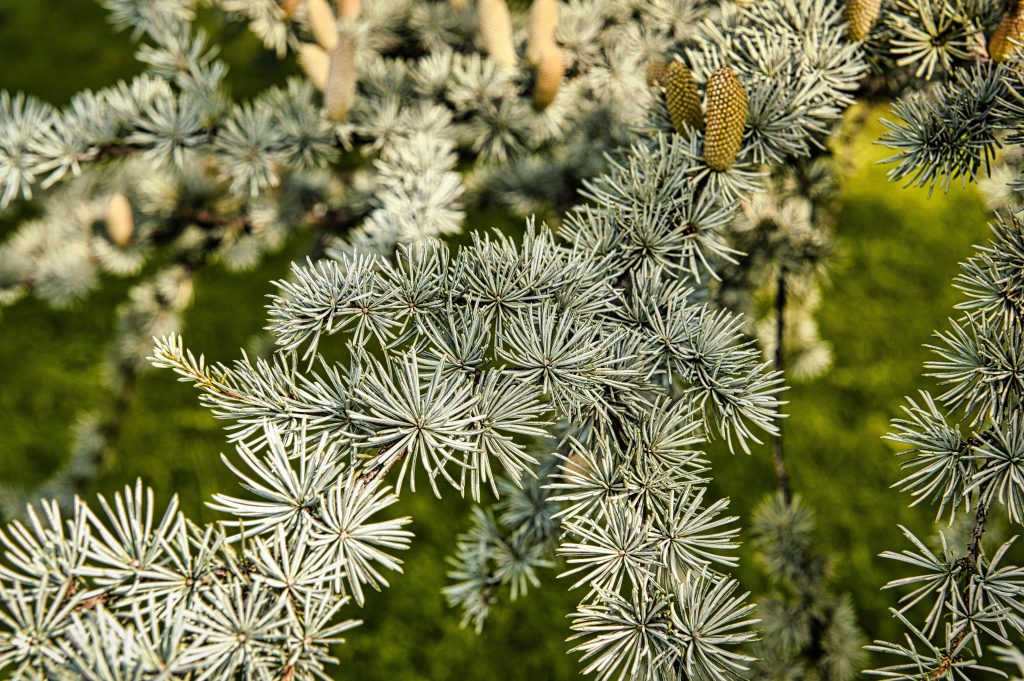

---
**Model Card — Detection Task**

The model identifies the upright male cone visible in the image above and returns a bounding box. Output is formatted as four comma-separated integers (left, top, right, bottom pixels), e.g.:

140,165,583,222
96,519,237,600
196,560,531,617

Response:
527,0,558,65
663,62,703,134
479,0,517,68
991,0,1024,61
845,0,881,41
325,33,357,121
703,67,747,171
533,45,565,110
299,44,330,91
106,193,134,248
308,0,338,50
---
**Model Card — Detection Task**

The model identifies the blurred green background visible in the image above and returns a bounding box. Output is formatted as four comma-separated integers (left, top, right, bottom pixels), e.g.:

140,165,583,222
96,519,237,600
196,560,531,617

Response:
0,1,998,677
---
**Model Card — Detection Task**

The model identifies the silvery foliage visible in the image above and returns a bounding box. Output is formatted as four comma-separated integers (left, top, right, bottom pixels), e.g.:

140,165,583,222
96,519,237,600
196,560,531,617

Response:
855,5,1024,676
0,0,687,513
0,0,679,313
0,1,879,680
868,212,1024,679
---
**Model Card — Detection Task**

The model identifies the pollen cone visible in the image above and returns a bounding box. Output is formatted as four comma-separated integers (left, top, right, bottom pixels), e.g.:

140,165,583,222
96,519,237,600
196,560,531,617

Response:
325,33,357,121
703,67,747,171
479,0,517,68
533,45,565,110
845,0,881,41
308,0,338,50
527,0,558,65
106,193,134,248
299,43,329,90
663,62,703,134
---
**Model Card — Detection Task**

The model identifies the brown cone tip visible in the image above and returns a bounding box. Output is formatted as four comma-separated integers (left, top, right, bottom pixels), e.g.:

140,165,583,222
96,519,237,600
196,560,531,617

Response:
281,0,301,19
663,62,703,134
703,67,747,172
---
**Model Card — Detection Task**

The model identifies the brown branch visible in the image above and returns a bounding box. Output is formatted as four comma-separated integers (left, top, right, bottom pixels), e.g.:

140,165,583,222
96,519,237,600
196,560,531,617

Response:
772,267,791,503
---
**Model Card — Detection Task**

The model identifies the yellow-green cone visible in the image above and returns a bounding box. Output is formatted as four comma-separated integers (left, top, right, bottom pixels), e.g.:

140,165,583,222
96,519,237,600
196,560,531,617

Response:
663,62,703,134
844,0,881,41
646,61,667,87
703,67,747,171
991,1,1024,61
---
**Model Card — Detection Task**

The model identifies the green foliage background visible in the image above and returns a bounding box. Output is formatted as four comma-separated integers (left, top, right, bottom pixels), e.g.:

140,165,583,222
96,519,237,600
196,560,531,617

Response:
0,1,997,677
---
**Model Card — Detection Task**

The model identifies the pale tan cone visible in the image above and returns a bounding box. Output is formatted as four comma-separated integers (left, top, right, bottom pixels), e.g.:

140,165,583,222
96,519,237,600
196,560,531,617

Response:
527,0,558,65
325,32,357,121
106,193,134,248
308,0,338,50
478,0,517,68
336,0,360,20
532,44,565,109
449,0,469,7
299,43,330,91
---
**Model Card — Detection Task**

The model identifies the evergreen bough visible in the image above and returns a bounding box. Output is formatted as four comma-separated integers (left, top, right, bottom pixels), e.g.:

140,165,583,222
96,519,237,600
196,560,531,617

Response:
6,0,1024,679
